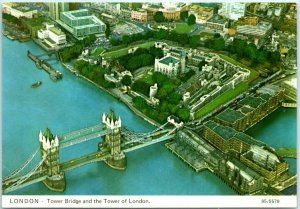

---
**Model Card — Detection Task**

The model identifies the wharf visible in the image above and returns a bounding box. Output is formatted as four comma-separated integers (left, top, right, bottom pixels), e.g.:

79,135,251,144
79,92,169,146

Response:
166,141,207,172
27,50,63,81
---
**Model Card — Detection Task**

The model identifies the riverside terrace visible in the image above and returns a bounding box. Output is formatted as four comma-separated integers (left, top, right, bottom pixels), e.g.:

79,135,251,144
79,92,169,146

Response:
214,84,285,132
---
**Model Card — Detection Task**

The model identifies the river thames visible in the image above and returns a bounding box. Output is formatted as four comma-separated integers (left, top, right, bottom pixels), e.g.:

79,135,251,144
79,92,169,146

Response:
2,36,296,195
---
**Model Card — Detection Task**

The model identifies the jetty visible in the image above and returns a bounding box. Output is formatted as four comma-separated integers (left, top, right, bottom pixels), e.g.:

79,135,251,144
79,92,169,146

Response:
27,50,63,81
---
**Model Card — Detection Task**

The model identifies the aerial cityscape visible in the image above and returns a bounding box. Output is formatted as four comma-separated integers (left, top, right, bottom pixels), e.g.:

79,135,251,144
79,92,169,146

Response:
2,2,297,196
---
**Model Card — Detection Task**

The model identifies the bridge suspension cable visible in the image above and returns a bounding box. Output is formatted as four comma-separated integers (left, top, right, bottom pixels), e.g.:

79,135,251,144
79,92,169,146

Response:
3,148,39,181
122,122,169,137
6,156,46,190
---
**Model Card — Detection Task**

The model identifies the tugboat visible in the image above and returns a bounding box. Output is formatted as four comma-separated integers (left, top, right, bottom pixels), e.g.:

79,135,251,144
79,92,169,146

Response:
31,81,42,88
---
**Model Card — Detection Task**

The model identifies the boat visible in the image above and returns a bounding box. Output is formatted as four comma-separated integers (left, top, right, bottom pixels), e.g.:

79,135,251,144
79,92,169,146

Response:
31,81,42,88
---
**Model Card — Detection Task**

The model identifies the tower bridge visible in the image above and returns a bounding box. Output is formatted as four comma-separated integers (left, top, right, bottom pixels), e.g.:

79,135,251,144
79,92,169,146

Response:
2,111,178,194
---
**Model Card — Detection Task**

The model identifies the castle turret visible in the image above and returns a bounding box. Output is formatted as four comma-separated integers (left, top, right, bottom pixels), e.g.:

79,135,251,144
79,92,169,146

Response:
101,110,127,170
149,83,158,99
39,128,65,192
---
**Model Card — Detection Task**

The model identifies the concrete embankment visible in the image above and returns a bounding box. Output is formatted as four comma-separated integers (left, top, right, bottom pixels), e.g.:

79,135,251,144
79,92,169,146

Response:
61,62,160,127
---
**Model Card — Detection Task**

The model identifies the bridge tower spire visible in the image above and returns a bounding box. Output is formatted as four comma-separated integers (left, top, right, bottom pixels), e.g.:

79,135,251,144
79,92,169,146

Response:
39,128,66,192
101,110,127,170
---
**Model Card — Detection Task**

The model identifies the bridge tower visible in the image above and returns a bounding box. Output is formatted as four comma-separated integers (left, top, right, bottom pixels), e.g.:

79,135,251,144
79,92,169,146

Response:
101,110,127,170
39,128,66,192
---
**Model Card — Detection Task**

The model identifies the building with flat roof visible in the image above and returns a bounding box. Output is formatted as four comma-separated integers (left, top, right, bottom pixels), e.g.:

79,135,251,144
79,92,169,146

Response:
240,146,289,182
3,3,38,19
188,5,214,24
155,55,181,78
214,85,285,132
237,21,272,37
131,9,153,22
203,120,265,155
205,15,228,32
218,3,246,21
38,23,66,47
59,9,106,39
281,77,297,101
238,16,259,26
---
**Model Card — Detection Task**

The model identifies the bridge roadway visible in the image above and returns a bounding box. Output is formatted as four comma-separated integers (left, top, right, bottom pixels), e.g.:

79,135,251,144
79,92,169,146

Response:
2,129,176,194
3,170,47,194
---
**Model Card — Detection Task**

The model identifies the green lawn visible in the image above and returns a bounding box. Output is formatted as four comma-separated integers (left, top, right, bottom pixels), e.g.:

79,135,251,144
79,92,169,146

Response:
174,23,193,34
91,47,104,57
195,82,248,119
199,32,214,39
102,41,155,58
219,54,259,83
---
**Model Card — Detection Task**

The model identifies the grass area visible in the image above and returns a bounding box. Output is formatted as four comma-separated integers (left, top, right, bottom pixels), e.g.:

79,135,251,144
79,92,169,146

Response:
91,47,104,57
195,82,248,119
102,41,155,58
142,73,154,85
219,54,259,83
275,148,297,158
199,32,214,40
174,23,193,34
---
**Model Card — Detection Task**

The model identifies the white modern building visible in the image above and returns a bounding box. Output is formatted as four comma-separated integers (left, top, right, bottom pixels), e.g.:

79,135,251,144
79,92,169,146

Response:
38,24,67,47
218,3,246,21
3,3,37,19
59,9,106,39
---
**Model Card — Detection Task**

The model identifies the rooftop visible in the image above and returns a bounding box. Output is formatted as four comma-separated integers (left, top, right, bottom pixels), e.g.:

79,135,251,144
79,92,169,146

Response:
207,15,228,24
12,5,35,13
205,120,266,146
49,27,65,36
43,128,54,141
159,56,179,65
283,77,297,90
239,96,264,108
215,108,245,124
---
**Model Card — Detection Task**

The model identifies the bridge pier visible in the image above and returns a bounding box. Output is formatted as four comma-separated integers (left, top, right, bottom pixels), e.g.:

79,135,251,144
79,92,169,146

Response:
39,128,66,192
101,111,127,170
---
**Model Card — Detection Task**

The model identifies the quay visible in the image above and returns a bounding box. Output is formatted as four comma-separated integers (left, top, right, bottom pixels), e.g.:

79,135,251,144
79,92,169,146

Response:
27,50,63,81
166,141,207,172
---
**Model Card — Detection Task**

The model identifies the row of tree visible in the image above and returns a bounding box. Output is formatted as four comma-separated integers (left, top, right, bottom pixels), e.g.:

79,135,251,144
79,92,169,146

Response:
74,59,115,89
228,38,281,65
60,35,97,63
111,29,201,49
118,47,163,72
180,11,196,25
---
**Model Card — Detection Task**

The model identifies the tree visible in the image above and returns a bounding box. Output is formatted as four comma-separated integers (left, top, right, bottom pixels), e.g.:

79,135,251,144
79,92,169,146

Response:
180,11,188,21
187,14,196,25
245,43,258,60
176,108,190,122
149,46,163,58
154,11,165,22
105,23,111,38
189,35,200,48
269,51,281,64
121,75,132,86
209,37,225,51
178,33,189,46
155,29,168,40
